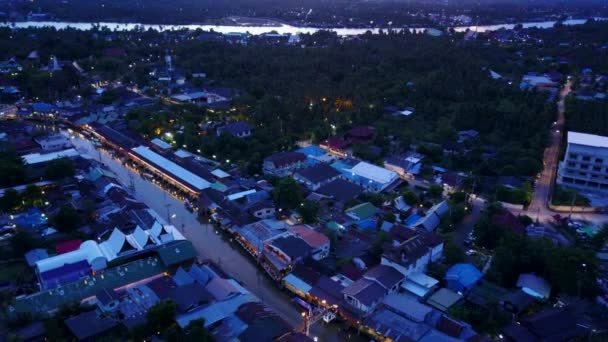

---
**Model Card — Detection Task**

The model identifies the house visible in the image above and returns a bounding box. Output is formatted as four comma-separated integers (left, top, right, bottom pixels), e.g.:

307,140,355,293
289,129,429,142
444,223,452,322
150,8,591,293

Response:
263,235,313,277
293,164,340,190
413,200,449,232
516,273,551,299
347,126,375,144
342,265,404,315
95,288,121,312
345,202,378,221
64,310,118,340
502,308,588,342
320,137,350,156
263,152,306,177
216,122,252,138
334,160,399,192
457,130,479,144
426,288,463,312
246,200,276,219
314,178,363,203
445,263,482,293
35,134,71,151
384,153,424,179
381,228,444,278
236,219,290,257
289,225,330,260
402,272,440,298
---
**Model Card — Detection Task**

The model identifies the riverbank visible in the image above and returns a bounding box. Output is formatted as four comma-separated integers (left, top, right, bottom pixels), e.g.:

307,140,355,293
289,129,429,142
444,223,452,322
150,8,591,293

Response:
0,17,604,36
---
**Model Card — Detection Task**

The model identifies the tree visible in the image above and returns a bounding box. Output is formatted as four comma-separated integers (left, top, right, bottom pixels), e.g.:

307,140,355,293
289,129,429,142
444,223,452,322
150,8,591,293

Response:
44,158,76,181
0,151,28,187
427,185,443,199
443,237,465,266
22,185,43,207
273,177,303,209
299,201,318,224
0,189,21,213
10,231,38,257
147,300,177,334
52,205,82,233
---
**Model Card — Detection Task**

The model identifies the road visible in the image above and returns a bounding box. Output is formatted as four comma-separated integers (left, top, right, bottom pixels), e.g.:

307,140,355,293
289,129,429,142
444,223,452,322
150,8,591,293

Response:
528,81,570,216
454,196,484,247
71,136,358,341
511,82,607,226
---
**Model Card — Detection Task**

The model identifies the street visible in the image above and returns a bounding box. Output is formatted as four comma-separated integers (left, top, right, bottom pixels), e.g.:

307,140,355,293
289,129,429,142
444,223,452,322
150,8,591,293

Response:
514,81,607,226
71,136,358,341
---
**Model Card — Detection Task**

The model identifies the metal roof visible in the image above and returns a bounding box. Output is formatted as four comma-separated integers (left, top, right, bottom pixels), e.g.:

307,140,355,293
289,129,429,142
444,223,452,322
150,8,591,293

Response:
23,148,79,165
131,146,210,191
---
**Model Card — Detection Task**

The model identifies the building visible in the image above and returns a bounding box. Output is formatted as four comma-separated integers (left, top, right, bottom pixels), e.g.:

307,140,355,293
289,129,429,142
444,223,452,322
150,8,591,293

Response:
384,153,424,179
381,228,444,278
345,202,378,221
342,265,404,315
263,152,306,177
289,225,330,260
445,263,482,293
333,160,399,192
293,164,340,190
412,201,449,232
35,134,71,151
129,146,211,196
22,148,80,165
216,122,252,138
516,273,551,299
557,131,608,193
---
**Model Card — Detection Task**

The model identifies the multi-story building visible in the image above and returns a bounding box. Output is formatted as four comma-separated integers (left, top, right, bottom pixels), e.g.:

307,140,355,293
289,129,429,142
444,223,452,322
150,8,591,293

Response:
557,131,608,193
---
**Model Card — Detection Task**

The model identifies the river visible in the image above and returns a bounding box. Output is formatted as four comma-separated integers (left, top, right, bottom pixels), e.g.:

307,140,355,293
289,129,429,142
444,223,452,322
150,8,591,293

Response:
0,18,603,35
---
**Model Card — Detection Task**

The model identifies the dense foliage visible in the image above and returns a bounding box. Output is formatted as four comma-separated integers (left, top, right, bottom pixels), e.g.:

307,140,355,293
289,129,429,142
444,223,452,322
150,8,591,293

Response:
565,97,608,137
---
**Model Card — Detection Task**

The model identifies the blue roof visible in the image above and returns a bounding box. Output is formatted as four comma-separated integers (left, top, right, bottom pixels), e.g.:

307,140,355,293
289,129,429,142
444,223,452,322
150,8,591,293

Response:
445,263,482,292
296,145,326,157
32,102,55,112
16,208,48,229
405,213,422,227
356,218,377,231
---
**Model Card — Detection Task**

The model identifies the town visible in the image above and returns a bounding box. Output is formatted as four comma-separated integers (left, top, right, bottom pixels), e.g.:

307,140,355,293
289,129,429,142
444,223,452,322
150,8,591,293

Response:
0,13,607,342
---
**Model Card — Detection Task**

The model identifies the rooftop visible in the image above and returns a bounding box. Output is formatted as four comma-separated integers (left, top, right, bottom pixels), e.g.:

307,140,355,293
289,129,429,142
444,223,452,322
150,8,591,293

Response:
349,161,398,185
295,163,340,184
568,131,608,149
22,148,79,165
130,146,210,191
13,255,165,315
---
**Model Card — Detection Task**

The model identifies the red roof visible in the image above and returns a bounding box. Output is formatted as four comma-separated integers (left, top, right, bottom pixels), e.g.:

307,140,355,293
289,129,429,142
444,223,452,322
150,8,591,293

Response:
56,240,82,254
289,225,329,249
321,137,349,150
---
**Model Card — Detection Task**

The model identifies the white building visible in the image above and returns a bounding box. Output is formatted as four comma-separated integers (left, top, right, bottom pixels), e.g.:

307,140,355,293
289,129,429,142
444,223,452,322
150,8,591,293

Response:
35,134,71,151
345,161,399,192
557,131,608,193
35,222,185,278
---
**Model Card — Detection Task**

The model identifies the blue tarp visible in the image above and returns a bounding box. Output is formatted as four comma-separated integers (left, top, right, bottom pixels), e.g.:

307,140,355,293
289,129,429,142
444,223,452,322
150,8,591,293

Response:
296,145,326,157
356,218,377,231
445,263,482,293
405,213,422,227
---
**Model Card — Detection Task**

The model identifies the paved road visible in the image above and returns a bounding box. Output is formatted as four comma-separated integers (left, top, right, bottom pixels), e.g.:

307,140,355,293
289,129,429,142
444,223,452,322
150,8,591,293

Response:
509,82,607,226
454,197,484,247
528,81,570,215
71,136,356,341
